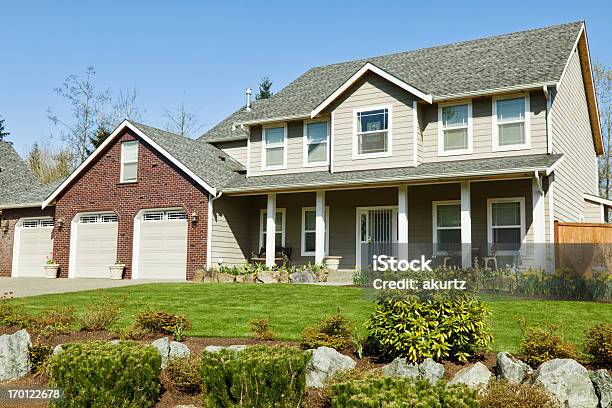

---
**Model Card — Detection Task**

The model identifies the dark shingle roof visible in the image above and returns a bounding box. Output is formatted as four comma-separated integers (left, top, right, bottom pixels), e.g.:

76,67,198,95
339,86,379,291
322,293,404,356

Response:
0,142,50,207
221,154,563,193
201,21,582,143
130,122,244,190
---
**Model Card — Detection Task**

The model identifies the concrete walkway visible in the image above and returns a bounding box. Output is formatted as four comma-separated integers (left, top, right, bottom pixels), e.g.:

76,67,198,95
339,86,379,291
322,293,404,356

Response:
0,277,181,298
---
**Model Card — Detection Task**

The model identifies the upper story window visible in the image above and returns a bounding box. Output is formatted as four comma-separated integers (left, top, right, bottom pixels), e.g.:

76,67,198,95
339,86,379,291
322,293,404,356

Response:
353,106,392,159
304,120,329,166
492,95,530,151
120,141,138,183
438,102,472,156
262,125,287,170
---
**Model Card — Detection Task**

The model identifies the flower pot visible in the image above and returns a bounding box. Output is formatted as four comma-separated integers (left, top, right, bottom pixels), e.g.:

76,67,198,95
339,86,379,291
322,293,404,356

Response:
324,256,342,271
109,264,125,280
44,264,59,279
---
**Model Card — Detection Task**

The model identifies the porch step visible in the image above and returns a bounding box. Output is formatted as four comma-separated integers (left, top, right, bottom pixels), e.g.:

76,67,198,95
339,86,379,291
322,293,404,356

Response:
325,269,355,285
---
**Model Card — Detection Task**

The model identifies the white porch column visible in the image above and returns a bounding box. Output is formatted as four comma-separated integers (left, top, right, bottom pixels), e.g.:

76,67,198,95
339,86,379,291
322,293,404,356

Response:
460,181,472,268
315,190,326,264
532,174,546,269
398,185,408,260
266,193,277,267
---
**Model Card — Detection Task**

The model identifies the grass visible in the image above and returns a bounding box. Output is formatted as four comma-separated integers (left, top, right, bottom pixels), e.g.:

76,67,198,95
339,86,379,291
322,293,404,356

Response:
14,283,612,352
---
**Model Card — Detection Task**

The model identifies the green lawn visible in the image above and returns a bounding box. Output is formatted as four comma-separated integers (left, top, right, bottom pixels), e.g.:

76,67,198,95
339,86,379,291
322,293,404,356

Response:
15,284,611,352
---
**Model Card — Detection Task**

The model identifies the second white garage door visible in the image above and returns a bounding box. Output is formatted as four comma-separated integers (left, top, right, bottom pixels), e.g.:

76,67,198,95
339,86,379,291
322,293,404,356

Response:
136,210,188,280
73,213,118,278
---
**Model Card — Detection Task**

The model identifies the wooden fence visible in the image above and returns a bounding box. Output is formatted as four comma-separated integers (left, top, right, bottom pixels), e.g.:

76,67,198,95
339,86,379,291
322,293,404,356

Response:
554,221,612,273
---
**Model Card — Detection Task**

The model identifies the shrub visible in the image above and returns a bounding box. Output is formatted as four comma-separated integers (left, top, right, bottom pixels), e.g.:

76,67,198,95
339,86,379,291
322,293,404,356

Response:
79,296,123,331
365,292,493,362
479,381,559,408
301,314,354,351
163,355,201,394
29,343,53,374
114,324,150,340
29,307,77,337
250,318,277,341
328,377,478,407
0,292,28,327
584,322,612,365
134,308,192,335
49,341,161,408
519,324,578,366
200,345,309,408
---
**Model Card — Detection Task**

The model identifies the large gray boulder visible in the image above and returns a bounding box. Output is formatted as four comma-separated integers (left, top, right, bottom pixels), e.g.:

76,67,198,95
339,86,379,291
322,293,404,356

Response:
152,337,190,369
383,357,419,378
169,341,191,360
290,271,317,284
496,352,532,383
419,358,445,384
590,369,612,408
533,359,598,408
306,346,356,388
0,329,31,381
448,362,491,391
203,345,247,354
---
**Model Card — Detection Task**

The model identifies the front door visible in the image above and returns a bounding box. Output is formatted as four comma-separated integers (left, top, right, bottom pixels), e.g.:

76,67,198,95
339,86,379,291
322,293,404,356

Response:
356,207,398,268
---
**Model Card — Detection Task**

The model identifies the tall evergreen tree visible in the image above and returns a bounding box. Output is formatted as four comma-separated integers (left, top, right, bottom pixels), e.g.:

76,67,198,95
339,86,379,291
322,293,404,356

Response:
0,118,9,141
86,125,112,155
255,77,273,100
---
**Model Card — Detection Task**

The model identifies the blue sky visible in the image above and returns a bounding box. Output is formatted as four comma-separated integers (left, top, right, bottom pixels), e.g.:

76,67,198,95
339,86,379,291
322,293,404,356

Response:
1,0,611,156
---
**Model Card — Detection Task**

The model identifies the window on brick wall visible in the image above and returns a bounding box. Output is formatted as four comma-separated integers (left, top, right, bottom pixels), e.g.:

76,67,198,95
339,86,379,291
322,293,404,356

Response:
121,141,139,183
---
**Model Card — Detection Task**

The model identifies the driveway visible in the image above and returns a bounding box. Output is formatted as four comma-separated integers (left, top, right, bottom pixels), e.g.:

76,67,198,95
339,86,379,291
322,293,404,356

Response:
0,277,182,298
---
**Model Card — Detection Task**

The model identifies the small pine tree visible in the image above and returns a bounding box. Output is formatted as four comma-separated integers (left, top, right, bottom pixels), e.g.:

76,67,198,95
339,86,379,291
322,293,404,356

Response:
255,77,273,100
0,118,10,141
87,125,111,156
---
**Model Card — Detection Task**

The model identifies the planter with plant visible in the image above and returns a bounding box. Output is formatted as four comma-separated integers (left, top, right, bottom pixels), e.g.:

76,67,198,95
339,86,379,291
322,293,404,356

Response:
109,262,125,280
44,257,59,279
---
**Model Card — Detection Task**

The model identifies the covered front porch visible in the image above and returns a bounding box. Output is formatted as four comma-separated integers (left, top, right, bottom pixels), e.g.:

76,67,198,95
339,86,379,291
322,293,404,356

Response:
210,176,552,272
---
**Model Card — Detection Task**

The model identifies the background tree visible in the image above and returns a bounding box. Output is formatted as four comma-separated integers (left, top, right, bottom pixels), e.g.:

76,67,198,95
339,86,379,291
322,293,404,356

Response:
27,143,74,185
0,117,9,141
164,103,201,138
594,62,612,221
255,77,273,100
46,66,111,163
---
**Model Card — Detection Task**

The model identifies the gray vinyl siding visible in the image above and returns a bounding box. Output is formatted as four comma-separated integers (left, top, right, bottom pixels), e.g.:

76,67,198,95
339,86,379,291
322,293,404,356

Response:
213,140,247,166
211,195,254,266
330,73,416,172
551,49,599,222
583,200,603,223
248,120,329,176
420,91,548,163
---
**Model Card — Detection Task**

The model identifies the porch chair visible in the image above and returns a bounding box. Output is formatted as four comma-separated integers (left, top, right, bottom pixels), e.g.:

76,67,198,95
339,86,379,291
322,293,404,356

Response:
250,246,292,266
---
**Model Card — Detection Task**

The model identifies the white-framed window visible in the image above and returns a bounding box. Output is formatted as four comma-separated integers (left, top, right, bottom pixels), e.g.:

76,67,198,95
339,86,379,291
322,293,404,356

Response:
301,207,330,256
142,210,187,222
438,101,472,155
353,106,392,159
259,209,286,249
120,141,139,183
262,124,287,170
487,197,525,254
492,94,531,151
303,120,329,166
432,201,461,254
79,213,118,224
22,218,54,228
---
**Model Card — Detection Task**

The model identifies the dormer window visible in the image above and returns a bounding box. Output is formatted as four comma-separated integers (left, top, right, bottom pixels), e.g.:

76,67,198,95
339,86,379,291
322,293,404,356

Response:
353,106,392,159
492,95,530,151
262,124,287,170
304,120,329,166
438,101,472,155
120,141,138,183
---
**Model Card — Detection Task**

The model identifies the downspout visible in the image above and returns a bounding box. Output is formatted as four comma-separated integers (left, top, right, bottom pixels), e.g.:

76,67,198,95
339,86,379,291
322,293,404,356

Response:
543,85,554,155
206,191,223,270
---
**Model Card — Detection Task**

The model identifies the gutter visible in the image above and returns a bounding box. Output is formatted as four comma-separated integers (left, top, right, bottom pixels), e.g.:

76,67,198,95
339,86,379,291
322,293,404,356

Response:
0,202,45,210
206,191,223,270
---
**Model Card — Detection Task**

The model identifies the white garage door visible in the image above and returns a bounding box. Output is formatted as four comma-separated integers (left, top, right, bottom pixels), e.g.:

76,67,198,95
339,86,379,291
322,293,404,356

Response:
137,210,188,280
74,213,118,278
13,218,54,277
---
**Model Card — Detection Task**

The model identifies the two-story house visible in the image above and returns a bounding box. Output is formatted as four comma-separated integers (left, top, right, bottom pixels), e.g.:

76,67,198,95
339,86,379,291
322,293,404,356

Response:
0,21,608,279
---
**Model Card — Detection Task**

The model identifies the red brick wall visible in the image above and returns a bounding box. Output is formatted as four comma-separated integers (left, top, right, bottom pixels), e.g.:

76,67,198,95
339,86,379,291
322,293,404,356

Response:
52,129,209,280
0,207,55,277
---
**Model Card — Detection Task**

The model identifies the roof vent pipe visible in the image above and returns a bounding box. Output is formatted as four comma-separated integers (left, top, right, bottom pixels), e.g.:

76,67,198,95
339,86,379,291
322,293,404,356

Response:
245,88,252,112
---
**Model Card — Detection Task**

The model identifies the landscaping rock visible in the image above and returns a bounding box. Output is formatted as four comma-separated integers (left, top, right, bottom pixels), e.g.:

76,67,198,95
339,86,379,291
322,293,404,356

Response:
226,345,247,352
496,351,532,383
152,337,170,368
383,357,419,378
204,345,226,353
419,358,445,384
290,271,316,284
175,406,197,408
257,271,277,283
306,346,356,389
204,345,247,354
52,344,64,356
590,369,612,408
0,329,31,381
448,362,491,391
217,272,236,283
169,341,190,360
533,359,598,408
278,271,289,283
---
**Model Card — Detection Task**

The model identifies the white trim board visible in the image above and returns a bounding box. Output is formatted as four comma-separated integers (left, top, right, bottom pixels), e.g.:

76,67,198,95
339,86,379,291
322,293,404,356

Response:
311,62,433,118
42,120,217,209
583,193,612,207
